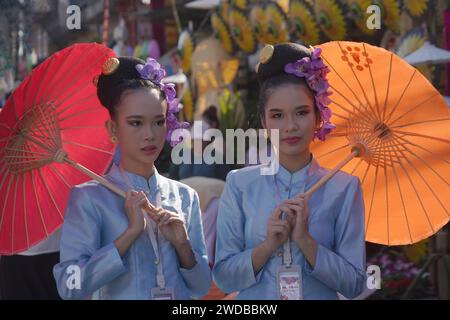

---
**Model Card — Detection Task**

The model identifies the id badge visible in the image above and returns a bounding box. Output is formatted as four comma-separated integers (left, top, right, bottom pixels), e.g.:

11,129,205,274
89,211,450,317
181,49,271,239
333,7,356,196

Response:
277,264,303,300
151,286,175,300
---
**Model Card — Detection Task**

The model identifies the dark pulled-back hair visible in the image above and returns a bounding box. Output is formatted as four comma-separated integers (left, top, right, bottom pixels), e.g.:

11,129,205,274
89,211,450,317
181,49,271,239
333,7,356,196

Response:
256,43,319,124
97,56,164,118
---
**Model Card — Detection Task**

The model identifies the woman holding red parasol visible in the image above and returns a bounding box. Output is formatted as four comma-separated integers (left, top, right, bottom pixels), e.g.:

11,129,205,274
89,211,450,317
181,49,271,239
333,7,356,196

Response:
52,56,211,299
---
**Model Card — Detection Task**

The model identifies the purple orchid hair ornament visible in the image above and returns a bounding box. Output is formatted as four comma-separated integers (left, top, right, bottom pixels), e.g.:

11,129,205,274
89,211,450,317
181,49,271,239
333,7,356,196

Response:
135,58,190,147
284,47,336,141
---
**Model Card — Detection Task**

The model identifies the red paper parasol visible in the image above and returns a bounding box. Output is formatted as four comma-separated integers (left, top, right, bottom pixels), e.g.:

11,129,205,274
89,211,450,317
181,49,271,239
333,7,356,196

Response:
0,43,116,254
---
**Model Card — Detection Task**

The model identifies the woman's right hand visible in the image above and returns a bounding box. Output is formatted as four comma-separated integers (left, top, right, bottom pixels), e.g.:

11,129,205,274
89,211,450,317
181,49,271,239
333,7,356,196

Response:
115,190,153,257
251,204,295,274
124,190,150,234
265,205,295,253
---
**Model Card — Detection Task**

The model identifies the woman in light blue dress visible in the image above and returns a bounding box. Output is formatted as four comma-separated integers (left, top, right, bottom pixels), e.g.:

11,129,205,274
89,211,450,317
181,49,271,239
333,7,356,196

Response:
53,57,210,299
213,43,366,300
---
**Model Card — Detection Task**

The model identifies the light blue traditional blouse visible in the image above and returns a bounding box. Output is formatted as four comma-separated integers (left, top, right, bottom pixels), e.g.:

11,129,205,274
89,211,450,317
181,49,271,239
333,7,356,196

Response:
53,164,211,300
213,156,366,300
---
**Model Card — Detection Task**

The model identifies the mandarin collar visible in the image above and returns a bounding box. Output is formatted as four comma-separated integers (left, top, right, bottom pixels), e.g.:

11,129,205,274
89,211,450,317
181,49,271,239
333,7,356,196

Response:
107,163,162,197
269,154,318,187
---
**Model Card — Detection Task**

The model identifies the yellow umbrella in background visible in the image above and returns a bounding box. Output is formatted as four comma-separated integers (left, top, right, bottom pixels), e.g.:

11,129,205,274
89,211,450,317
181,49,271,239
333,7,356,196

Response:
191,37,239,96
379,0,401,33
178,29,194,74
346,0,377,36
249,3,269,45
289,0,320,45
313,0,347,40
404,0,431,19
264,1,290,44
191,37,239,119
211,11,235,55
228,6,257,54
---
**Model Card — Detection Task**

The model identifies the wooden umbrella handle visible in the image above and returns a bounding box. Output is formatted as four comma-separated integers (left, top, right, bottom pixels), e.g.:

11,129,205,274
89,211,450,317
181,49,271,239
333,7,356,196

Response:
64,158,162,222
64,158,126,198
303,148,361,198
63,157,160,221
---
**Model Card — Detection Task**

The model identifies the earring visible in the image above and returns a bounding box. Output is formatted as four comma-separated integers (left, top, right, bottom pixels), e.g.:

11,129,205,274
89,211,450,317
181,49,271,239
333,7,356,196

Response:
111,136,118,143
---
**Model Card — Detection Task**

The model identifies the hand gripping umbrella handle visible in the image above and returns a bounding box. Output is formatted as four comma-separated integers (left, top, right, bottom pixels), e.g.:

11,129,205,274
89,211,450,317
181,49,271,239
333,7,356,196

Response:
63,158,160,220
63,158,161,223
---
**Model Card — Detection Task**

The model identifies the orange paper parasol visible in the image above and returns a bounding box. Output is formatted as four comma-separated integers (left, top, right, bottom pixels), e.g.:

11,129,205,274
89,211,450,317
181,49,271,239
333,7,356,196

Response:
308,41,449,245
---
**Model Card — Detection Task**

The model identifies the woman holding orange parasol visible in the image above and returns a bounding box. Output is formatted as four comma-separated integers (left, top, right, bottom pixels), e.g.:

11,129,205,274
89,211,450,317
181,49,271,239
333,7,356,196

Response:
53,56,211,299
213,43,366,300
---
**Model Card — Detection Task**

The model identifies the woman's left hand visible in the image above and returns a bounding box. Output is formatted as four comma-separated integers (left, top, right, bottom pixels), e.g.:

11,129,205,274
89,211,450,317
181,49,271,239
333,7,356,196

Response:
150,208,190,249
281,195,311,249
282,195,318,267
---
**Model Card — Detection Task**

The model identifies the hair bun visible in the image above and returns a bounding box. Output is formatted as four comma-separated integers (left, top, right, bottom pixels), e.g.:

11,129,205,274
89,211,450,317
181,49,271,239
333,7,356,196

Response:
256,43,312,84
97,56,145,110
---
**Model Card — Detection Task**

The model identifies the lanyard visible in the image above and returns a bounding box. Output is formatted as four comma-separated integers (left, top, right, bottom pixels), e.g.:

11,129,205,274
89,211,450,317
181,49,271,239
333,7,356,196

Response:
273,176,294,267
272,156,315,267
118,165,166,288
145,199,165,288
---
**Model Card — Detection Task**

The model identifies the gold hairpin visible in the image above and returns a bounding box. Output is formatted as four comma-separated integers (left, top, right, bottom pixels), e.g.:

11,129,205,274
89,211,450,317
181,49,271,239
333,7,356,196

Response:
102,57,120,75
259,45,274,64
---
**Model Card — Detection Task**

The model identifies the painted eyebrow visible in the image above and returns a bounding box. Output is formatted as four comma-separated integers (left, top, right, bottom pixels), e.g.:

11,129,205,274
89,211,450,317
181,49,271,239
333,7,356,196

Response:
126,114,166,120
267,105,311,112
